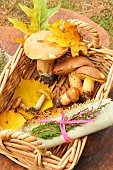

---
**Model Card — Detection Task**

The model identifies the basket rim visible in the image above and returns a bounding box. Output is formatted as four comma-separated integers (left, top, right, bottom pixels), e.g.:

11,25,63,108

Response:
0,18,113,170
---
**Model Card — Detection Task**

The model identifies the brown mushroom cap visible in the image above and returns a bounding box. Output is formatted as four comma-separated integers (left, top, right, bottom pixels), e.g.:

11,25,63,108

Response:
24,30,68,60
53,56,94,75
67,87,80,102
75,66,105,82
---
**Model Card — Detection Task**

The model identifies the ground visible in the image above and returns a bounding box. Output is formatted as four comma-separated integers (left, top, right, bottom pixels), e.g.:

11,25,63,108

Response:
0,0,113,47
0,0,113,72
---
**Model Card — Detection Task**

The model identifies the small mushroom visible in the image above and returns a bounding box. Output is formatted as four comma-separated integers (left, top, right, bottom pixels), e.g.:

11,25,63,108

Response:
75,65,105,102
53,56,94,75
12,89,52,114
54,87,80,107
24,30,68,85
36,89,52,109
12,96,22,109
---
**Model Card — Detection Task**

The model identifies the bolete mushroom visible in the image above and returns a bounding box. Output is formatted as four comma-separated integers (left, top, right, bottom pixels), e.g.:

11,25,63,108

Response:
24,30,68,85
75,65,105,102
53,56,94,75
54,87,80,107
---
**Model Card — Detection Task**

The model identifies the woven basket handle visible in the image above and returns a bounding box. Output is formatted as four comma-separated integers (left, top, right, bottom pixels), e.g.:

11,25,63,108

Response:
68,19,100,48
0,130,50,168
0,129,46,152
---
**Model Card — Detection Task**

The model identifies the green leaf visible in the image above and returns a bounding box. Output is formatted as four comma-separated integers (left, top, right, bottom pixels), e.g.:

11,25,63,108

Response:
8,0,61,35
41,4,61,30
8,18,32,35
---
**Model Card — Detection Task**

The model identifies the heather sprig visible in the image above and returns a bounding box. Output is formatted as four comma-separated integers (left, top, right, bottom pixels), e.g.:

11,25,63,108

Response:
31,100,109,139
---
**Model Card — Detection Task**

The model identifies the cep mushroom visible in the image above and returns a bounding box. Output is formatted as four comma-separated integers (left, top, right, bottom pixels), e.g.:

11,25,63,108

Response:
54,87,80,107
53,56,94,75
75,65,105,102
24,30,68,85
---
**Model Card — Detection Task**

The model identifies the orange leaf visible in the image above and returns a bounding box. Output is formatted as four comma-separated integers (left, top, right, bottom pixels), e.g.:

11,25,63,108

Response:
46,20,88,56
14,37,26,45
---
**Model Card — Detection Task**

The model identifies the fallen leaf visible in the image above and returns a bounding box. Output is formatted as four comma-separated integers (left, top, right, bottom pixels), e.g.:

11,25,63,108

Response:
13,79,53,113
46,20,88,56
17,108,34,120
8,0,60,35
0,110,26,130
14,37,26,45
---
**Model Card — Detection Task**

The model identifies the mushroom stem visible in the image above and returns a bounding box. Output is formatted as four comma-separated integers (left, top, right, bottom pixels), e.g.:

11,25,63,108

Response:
82,77,95,93
37,59,55,85
12,89,52,114
69,71,83,90
12,97,22,109
80,77,95,102
35,94,46,110
74,65,105,102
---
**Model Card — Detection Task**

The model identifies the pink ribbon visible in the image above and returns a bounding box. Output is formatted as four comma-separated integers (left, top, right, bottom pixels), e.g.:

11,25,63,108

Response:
38,114,95,142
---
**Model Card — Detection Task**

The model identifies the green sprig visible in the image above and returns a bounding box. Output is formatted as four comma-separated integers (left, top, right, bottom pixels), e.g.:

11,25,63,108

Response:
31,101,108,139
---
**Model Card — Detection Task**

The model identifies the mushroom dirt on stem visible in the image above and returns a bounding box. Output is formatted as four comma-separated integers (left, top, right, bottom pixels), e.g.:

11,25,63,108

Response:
24,30,68,85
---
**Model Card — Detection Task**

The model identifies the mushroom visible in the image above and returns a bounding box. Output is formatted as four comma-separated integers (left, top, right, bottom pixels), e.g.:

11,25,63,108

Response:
24,30,68,85
54,87,80,107
12,89,52,114
35,89,52,109
75,65,105,102
68,71,83,90
53,56,94,75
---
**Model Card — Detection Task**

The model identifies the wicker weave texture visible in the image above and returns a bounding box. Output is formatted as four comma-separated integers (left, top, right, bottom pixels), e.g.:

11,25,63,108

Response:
0,19,113,170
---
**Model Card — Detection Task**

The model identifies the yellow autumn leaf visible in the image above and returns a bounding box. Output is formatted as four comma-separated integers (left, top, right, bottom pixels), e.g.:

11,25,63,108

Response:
17,108,34,120
13,79,53,116
0,110,26,130
46,20,88,56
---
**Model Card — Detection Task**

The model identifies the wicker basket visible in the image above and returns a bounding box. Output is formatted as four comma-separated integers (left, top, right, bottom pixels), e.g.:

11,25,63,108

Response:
0,19,113,170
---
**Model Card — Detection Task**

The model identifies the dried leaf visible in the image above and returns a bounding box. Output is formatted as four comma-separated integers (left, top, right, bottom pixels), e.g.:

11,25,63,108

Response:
0,110,26,130
14,37,26,45
46,20,88,56
13,79,53,114
8,0,60,35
